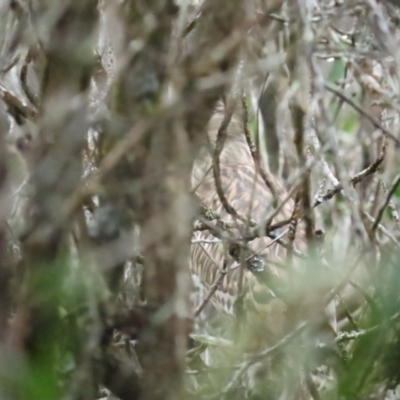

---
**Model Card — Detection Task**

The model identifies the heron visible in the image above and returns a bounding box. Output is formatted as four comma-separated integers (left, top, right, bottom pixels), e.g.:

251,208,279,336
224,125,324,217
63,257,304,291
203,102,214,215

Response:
190,102,308,343
189,102,339,398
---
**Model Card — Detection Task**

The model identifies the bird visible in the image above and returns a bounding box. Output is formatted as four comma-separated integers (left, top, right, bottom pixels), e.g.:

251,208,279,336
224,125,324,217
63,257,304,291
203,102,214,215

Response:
189,102,339,399
190,101,307,346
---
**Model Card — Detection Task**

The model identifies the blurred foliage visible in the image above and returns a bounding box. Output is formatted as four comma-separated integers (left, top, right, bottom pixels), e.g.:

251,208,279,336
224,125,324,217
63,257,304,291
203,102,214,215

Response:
0,1,400,400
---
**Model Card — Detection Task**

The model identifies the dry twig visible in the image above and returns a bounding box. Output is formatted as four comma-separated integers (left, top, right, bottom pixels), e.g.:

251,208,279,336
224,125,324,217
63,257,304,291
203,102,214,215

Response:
194,260,228,317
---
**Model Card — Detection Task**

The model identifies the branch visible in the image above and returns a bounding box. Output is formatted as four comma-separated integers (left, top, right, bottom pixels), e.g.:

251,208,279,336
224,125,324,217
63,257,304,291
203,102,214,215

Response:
0,83,37,122
212,103,255,226
241,93,278,202
194,260,228,317
313,135,389,207
380,178,400,231
325,83,400,145
362,211,400,248
372,175,400,232
222,322,307,396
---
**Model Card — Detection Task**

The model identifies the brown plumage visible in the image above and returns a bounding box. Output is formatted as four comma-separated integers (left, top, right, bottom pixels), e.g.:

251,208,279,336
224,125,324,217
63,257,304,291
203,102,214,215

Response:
190,104,305,341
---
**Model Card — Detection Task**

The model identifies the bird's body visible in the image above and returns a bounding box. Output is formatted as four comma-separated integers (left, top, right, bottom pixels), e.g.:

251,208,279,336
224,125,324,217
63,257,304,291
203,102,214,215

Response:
190,105,305,341
188,105,341,399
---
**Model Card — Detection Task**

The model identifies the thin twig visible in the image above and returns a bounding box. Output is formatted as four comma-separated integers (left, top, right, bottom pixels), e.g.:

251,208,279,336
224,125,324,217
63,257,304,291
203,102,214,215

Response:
191,164,212,195
380,179,400,231
336,311,400,344
287,192,301,261
191,238,222,244
351,135,388,186
325,83,400,145
325,253,364,307
189,333,233,347
338,294,359,331
372,175,400,232
20,52,38,108
309,126,339,186
246,180,303,240
363,211,400,248
212,102,255,226
197,242,223,271
241,93,278,202
194,260,228,317
314,135,389,207
222,321,307,396
0,83,37,121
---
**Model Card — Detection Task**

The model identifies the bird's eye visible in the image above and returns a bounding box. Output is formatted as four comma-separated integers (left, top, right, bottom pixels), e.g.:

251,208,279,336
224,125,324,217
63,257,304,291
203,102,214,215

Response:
247,255,265,273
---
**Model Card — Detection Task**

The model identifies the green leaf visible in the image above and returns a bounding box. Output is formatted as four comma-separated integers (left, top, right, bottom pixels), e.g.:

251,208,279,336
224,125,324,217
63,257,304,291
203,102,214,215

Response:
328,58,346,84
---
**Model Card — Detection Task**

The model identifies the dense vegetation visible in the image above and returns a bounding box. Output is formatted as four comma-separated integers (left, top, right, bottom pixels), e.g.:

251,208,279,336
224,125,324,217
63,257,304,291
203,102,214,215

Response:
1,0,400,399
